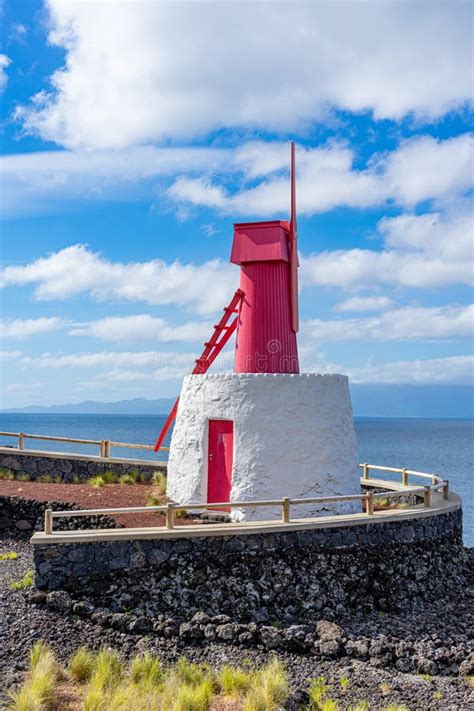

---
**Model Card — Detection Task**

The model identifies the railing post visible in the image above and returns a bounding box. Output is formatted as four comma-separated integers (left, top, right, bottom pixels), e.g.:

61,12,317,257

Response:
99,440,105,457
18,432,25,450
366,492,374,515
423,486,431,508
402,468,408,486
281,497,290,524
363,463,369,480
165,503,175,530
432,474,437,485
44,509,53,535
104,440,111,458
443,480,450,501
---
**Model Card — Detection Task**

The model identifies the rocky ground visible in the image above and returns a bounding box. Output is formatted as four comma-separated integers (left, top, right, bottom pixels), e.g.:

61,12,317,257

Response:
1,536,473,710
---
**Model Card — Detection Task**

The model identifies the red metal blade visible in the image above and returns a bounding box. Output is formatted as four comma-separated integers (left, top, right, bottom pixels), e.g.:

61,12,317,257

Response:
153,289,244,450
154,397,179,451
289,141,299,333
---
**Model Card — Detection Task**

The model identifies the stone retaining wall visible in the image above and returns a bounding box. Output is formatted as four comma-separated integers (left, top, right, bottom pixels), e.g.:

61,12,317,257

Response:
0,496,120,538
0,450,165,483
33,509,464,623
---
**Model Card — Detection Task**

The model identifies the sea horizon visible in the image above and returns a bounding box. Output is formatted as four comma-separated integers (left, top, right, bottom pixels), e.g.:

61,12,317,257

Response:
1,412,472,546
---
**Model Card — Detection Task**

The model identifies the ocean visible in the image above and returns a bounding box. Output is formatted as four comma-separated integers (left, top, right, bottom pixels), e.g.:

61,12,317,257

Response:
0,414,472,545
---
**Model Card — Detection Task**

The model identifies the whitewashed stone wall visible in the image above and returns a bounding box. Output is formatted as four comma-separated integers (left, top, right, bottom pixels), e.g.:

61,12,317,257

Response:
167,373,359,520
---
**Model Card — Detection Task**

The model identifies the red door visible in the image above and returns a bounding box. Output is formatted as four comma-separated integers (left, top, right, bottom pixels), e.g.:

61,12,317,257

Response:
207,420,233,508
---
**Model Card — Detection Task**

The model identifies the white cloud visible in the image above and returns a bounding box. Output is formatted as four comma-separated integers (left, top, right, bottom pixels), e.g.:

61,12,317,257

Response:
0,54,11,93
302,204,473,290
0,317,66,339
21,350,191,370
303,304,474,343
5,382,40,394
381,133,474,207
0,145,230,216
0,349,22,360
334,296,395,313
346,355,474,385
9,23,28,44
3,134,471,219
0,244,235,315
15,2,472,149
70,315,208,343
168,134,474,216
21,348,235,385
298,348,474,384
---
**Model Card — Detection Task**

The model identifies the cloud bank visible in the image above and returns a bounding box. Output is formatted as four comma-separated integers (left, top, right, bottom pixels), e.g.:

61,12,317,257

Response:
16,2,473,149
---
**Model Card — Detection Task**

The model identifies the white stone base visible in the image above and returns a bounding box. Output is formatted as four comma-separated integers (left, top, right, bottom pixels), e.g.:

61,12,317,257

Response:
167,373,360,521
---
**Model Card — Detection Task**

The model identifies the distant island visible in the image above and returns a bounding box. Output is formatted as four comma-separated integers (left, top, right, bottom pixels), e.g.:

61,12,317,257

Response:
2,385,473,419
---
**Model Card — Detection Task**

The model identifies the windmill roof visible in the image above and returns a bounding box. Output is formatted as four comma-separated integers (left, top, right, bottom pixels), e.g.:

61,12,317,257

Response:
230,220,290,265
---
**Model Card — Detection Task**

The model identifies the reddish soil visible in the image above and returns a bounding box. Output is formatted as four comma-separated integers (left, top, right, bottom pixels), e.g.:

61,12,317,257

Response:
0,480,196,528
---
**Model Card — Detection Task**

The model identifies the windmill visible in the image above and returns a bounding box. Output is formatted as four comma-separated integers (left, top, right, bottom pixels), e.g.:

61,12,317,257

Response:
154,141,300,450
160,140,359,519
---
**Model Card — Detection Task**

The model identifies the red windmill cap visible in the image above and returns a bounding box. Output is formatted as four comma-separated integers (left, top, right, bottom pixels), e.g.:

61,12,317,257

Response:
230,220,290,265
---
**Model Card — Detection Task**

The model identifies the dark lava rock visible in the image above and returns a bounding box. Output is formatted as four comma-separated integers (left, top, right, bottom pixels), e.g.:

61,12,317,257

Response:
46,590,72,612
128,616,153,634
216,623,235,641
345,639,370,660
316,619,343,641
260,626,282,649
459,653,474,676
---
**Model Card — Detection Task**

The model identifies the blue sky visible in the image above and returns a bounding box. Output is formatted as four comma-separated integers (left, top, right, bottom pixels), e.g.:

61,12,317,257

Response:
0,0,473,408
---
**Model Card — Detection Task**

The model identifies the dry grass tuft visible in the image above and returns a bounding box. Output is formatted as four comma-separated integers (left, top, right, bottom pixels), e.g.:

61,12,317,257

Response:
69,647,95,683
8,641,57,710
6,644,294,711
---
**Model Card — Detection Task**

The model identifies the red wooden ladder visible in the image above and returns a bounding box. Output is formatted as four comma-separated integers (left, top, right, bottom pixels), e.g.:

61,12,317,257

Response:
153,288,244,451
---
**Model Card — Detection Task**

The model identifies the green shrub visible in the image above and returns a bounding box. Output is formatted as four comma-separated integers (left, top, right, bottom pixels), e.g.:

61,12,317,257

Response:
102,470,119,484
0,467,14,480
339,676,350,691
308,675,328,707
152,470,167,494
38,474,56,483
69,647,95,683
10,570,34,590
88,475,106,488
380,682,391,696
320,701,338,711
0,551,18,561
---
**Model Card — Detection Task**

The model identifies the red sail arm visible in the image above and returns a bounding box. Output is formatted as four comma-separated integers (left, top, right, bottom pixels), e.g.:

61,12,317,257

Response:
289,141,299,333
153,289,244,451
153,397,179,452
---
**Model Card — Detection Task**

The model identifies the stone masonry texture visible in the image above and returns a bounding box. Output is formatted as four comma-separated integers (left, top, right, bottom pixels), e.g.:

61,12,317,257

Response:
32,509,464,623
0,451,165,483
